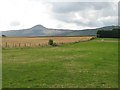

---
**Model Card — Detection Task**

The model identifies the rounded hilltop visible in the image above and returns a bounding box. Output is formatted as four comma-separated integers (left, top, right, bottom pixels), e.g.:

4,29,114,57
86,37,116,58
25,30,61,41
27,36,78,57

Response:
30,24,47,30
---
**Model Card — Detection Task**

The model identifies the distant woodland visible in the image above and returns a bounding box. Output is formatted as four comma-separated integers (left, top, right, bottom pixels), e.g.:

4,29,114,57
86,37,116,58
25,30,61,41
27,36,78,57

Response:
97,28,120,38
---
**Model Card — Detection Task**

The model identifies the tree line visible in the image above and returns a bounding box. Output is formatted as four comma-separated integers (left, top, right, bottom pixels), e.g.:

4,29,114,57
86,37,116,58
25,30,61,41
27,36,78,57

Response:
97,28,120,38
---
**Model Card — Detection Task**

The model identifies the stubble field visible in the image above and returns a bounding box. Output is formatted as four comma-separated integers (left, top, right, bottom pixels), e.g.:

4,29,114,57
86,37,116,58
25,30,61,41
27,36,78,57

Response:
2,36,93,48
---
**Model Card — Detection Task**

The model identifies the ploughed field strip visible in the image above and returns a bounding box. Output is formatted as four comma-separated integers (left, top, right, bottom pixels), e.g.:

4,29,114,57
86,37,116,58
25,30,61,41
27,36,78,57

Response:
2,36,93,48
2,38,118,88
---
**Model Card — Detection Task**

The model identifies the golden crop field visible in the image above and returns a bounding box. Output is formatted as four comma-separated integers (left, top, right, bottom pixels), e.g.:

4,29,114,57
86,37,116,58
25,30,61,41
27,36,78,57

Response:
1,36,95,48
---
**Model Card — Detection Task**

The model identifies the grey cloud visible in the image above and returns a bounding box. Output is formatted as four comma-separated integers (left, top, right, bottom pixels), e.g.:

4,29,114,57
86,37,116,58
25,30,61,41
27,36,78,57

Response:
91,2,112,10
10,21,21,26
51,2,117,28
51,2,113,13
101,17,118,25
52,2,87,13
28,0,41,2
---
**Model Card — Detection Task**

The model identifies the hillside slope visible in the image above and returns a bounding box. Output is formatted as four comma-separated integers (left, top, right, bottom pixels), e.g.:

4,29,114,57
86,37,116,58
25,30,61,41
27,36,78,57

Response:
2,25,118,36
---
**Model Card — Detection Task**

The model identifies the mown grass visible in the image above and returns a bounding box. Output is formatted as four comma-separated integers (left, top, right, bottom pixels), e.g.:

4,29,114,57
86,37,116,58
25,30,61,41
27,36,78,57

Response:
2,38,118,88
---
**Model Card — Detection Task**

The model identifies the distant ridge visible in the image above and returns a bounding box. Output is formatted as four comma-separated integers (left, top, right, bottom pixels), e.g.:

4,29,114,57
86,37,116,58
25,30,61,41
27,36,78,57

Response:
30,25,47,30
2,25,119,36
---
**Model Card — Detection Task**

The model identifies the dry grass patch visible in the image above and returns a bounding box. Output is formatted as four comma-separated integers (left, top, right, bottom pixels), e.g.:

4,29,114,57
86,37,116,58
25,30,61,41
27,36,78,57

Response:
2,36,94,48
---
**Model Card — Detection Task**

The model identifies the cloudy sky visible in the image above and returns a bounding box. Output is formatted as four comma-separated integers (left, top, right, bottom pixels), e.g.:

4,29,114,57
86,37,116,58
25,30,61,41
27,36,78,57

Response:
0,0,119,31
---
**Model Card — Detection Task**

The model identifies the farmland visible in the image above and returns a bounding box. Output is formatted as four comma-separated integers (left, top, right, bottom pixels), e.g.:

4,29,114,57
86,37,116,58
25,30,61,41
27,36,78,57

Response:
2,36,93,48
2,38,118,88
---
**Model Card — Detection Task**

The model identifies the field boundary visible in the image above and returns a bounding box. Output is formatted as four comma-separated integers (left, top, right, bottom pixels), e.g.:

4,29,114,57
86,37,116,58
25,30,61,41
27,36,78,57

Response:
2,36,96,48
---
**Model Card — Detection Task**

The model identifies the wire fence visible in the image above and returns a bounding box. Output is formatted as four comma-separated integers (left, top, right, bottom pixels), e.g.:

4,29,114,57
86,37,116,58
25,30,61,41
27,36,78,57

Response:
1,37,96,48
1,42,66,48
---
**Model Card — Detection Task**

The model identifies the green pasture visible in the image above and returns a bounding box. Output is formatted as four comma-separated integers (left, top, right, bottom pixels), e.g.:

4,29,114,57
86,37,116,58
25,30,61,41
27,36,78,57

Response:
2,38,118,88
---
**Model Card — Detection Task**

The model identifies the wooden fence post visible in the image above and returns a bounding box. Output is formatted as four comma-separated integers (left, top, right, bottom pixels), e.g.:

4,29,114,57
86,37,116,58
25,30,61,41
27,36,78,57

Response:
18,43,20,47
5,42,7,47
25,43,26,47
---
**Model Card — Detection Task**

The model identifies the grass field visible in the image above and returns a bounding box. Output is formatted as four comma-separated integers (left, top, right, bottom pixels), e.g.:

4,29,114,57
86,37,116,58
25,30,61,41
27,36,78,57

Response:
2,38,118,88
2,36,93,48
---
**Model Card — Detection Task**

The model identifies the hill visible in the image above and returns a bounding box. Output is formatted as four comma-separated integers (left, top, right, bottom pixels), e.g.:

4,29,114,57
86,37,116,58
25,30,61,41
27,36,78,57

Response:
2,25,118,36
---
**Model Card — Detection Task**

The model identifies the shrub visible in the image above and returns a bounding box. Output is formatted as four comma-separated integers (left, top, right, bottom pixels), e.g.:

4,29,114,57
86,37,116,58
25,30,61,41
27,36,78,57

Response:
2,35,6,37
48,39,54,46
53,43,58,46
90,37,96,40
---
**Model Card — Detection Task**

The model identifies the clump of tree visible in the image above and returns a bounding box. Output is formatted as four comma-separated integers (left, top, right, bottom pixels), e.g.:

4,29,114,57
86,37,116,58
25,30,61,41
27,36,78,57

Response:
97,28,120,38
48,39,54,45
48,39,58,46
2,35,6,37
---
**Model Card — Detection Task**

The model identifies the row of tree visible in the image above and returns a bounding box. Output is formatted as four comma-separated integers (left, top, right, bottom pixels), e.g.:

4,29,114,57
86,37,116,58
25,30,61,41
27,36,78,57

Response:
97,28,120,38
